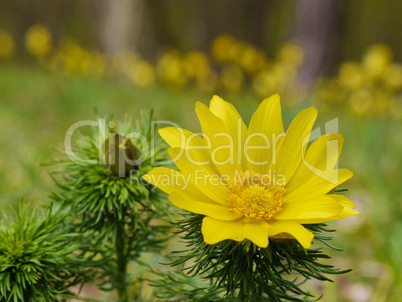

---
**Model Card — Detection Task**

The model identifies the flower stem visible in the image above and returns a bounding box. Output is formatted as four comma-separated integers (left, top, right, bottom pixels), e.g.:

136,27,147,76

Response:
116,220,129,302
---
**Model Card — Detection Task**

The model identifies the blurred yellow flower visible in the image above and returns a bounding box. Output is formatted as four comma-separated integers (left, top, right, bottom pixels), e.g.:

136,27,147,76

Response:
315,43,401,119
277,43,304,66
183,51,211,80
339,62,367,90
48,37,106,78
144,95,359,248
384,63,402,90
57,38,88,76
0,30,14,59
157,49,186,89
237,44,267,74
252,63,299,103
211,34,237,62
362,44,393,79
25,24,52,58
252,69,278,97
348,89,374,117
126,60,155,87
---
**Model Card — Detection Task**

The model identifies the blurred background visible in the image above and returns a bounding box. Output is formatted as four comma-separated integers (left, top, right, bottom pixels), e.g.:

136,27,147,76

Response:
0,0,401,301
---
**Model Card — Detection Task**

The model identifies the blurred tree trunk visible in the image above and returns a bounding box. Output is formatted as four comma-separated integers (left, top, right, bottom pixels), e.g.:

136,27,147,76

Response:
242,0,271,48
187,0,209,51
292,0,342,88
99,0,144,54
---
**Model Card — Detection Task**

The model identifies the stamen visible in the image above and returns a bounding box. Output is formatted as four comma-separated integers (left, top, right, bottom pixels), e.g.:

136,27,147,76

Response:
228,171,286,223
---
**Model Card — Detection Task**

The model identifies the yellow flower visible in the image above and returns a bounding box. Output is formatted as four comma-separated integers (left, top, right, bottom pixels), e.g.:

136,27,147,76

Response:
362,44,393,79
339,62,367,90
25,24,52,58
157,49,186,89
277,43,304,66
236,44,267,74
144,95,359,249
0,30,14,59
126,60,155,87
183,51,211,80
211,34,237,62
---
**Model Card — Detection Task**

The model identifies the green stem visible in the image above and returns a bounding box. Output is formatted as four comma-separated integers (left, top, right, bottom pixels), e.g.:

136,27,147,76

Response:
116,220,129,302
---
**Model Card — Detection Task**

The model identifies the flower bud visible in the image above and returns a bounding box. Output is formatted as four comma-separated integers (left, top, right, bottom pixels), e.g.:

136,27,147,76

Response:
104,132,140,178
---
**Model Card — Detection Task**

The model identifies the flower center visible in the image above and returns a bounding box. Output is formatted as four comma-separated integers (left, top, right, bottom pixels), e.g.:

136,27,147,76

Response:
228,171,286,222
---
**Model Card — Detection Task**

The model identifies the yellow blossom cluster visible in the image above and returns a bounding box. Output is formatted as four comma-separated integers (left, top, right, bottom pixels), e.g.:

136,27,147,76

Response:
314,44,402,120
112,51,155,87
48,37,106,78
3,24,401,118
152,36,303,98
4,25,303,99
251,42,303,103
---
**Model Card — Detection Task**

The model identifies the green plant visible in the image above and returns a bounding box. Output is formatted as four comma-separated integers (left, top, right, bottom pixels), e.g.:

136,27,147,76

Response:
48,112,172,301
158,213,352,302
0,203,89,302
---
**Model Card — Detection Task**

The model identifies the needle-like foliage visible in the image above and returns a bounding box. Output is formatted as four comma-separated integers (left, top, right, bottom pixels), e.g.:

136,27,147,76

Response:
162,213,352,302
150,269,225,301
48,112,172,301
0,203,89,302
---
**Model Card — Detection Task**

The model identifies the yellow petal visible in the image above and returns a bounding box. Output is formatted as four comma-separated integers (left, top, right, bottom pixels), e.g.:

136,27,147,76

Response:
286,134,344,192
159,127,209,156
335,194,356,208
168,147,229,205
271,106,318,185
336,206,361,219
195,101,243,179
286,168,353,202
169,190,242,221
276,193,360,224
144,167,239,221
160,127,217,174
246,94,284,174
292,207,361,224
274,195,344,220
311,134,344,170
202,217,270,247
209,95,248,171
269,220,314,249
143,167,186,194
288,207,360,224
293,194,360,223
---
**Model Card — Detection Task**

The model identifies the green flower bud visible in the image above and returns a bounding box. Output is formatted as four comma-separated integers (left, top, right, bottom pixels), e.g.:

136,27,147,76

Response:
104,132,140,178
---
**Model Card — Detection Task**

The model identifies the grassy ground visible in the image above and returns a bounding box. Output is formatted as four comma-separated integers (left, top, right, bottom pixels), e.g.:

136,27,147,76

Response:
0,63,401,301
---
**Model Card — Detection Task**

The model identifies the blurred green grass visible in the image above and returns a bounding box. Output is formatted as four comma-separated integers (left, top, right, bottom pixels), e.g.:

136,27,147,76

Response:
0,63,401,301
